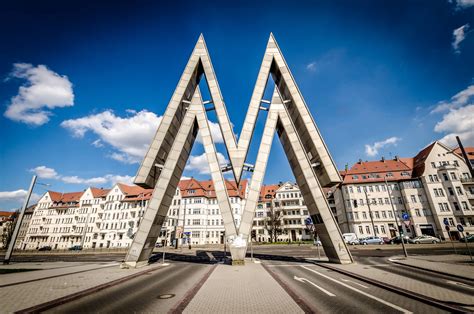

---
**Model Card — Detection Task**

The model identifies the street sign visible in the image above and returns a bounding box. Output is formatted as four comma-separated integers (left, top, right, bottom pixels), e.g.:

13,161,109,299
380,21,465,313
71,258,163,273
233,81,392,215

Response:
443,218,449,226
402,213,409,220
457,224,464,232
403,220,411,227
304,217,313,225
445,225,450,232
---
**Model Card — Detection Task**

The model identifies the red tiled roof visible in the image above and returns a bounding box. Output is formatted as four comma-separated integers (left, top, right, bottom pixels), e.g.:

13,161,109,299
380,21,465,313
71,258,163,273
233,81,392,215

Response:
454,147,474,160
342,159,412,184
90,188,110,198
48,191,63,202
259,184,279,201
0,211,15,218
177,178,248,199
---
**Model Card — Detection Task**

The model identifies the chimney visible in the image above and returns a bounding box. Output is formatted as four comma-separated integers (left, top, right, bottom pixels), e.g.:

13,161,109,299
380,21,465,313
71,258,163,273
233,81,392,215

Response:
358,159,362,164
381,156,385,162
394,155,399,161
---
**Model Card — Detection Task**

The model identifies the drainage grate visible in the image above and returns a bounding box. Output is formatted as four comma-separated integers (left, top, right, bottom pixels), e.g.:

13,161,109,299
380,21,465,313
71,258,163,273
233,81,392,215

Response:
157,294,175,299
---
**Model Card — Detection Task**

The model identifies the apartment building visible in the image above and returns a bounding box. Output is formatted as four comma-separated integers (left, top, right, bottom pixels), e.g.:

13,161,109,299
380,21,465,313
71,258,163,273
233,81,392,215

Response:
14,204,35,250
334,141,473,240
1,211,15,249
16,141,474,249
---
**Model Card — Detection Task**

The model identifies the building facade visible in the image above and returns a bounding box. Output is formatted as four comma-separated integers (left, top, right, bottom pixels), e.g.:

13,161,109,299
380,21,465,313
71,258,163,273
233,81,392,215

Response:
334,141,474,240
14,141,474,249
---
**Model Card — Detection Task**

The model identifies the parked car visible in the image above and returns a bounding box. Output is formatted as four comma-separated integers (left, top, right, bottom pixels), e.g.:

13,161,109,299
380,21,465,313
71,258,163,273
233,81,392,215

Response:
382,237,392,244
460,234,474,243
314,239,322,246
342,233,359,245
389,235,411,244
155,242,163,248
408,235,440,244
38,246,52,251
359,236,384,245
68,245,83,250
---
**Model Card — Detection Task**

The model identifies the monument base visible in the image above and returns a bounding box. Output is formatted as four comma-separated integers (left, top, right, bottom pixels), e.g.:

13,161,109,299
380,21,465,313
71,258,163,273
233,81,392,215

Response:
228,235,247,265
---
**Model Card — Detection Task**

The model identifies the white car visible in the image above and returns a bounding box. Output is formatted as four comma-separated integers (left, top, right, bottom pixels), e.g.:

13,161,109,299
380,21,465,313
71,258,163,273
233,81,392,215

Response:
409,235,440,244
342,233,359,245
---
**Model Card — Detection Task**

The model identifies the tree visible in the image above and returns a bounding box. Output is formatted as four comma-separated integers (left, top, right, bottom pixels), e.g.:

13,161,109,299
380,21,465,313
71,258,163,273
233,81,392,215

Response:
1,210,18,248
264,201,284,243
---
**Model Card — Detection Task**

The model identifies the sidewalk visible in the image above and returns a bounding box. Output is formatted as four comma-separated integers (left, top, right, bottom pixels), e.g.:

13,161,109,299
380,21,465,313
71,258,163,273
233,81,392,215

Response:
0,261,168,313
183,260,303,313
389,254,474,280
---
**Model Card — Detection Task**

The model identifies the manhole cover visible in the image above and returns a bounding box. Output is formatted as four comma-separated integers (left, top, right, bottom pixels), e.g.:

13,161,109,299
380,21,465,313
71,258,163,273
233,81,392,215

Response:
157,294,175,299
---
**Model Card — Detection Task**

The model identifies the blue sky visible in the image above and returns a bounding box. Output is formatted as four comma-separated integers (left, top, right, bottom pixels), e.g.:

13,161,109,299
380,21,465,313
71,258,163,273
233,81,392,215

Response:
1,0,473,210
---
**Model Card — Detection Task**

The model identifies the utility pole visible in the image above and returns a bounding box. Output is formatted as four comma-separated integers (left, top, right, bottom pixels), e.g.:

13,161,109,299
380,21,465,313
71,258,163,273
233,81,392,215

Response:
385,176,408,257
363,188,377,237
4,175,37,264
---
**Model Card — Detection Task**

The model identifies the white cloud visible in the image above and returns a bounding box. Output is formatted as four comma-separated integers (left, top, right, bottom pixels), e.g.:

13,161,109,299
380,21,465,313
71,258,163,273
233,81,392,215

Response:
365,137,401,157
30,165,134,186
30,166,59,179
196,120,224,145
62,110,226,164
431,84,474,113
4,63,74,125
435,104,474,147
185,152,228,174
61,110,162,164
306,62,317,72
453,0,474,9
0,190,41,204
452,24,470,54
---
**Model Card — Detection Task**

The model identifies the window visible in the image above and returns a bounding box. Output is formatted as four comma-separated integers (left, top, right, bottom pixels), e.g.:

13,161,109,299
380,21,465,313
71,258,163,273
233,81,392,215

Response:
382,211,387,218
365,226,370,234
354,212,359,220
450,172,457,180
431,162,436,168
384,198,389,204
429,175,433,182
410,195,417,203
374,226,379,234
453,160,459,167
462,202,469,210
374,211,380,219
415,209,421,216
193,208,200,215
358,226,363,234
398,197,403,204
453,202,460,211
192,219,200,225
362,212,367,219
448,187,454,195
433,174,439,182
442,173,449,181
381,225,386,233
456,187,463,195
349,186,353,193
443,203,450,211
448,218,455,226
357,186,361,193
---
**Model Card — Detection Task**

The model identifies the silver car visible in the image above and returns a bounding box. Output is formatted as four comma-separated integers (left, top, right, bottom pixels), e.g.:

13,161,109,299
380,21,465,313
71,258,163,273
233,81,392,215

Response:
408,235,440,244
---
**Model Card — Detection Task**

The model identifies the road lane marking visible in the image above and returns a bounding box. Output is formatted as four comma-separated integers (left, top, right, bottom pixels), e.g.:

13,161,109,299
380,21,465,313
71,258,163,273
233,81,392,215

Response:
446,280,474,290
294,275,336,296
301,266,412,314
265,264,309,267
340,278,369,288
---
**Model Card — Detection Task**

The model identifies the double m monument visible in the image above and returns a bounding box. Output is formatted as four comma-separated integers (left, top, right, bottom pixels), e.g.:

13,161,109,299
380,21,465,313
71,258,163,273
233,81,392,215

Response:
124,34,353,267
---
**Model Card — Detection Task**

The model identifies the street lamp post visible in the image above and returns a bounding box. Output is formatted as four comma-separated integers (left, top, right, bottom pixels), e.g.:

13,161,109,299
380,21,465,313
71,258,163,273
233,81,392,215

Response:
3,175,37,264
385,176,408,258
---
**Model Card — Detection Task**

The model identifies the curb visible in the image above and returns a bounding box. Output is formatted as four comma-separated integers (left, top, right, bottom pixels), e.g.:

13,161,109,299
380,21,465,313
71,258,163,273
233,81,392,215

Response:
14,263,169,314
309,261,469,313
389,259,474,282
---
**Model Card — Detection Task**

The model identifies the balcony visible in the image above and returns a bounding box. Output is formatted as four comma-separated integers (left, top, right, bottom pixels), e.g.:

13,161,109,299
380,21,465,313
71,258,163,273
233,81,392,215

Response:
437,164,457,171
461,177,474,184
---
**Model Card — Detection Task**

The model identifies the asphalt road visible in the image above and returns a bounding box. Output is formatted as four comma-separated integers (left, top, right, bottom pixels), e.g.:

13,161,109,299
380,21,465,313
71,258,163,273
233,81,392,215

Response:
263,260,447,313
44,262,213,314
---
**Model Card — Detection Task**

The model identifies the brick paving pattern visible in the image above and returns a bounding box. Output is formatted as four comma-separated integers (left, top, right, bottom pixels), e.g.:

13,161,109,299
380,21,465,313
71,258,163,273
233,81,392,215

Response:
183,260,303,314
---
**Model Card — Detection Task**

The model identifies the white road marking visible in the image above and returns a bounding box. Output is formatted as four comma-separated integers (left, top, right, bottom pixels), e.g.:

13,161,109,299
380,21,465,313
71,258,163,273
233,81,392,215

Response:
301,266,412,314
293,275,336,297
266,264,309,267
446,280,474,290
340,278,369,288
